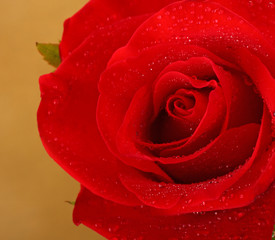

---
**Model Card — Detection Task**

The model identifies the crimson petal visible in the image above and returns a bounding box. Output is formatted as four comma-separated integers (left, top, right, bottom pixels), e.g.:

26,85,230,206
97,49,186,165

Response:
213,0,275,45
38,16,149,206
73,183,275,240
60,0,179,59
109,1,275,77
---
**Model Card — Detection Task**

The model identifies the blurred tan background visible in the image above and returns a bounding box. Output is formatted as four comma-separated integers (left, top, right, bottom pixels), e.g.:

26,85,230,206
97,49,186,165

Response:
0,0,104,239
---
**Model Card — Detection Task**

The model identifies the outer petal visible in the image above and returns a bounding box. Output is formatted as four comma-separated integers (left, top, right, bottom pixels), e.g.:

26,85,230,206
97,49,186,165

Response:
38,16,147,206
73,183,275,240
214,0,275,45
109,1,275,77
59,0,179,58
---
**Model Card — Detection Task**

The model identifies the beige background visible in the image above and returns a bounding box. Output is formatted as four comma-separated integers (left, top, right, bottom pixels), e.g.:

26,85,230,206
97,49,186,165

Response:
0,0,104,239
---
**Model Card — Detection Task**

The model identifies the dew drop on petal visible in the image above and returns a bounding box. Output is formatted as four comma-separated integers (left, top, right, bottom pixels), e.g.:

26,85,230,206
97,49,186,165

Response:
205,7,211,12
238,212,245,218
268,2,275,9
157,15,162,20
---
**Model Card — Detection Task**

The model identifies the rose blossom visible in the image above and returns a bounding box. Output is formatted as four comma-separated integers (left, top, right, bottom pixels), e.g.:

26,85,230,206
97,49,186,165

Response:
38,0,275,239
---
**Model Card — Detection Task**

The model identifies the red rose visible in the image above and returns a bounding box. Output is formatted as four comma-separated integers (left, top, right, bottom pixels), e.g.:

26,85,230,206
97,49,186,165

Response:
38,0,275,239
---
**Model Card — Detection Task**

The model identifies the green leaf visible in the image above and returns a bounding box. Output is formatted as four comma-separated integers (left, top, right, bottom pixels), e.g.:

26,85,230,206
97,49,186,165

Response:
65,200,75,206
272,225,275,240
36,42,61,68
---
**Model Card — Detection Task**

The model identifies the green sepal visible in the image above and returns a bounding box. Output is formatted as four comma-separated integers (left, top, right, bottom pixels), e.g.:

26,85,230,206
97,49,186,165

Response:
272,225,275,240
36,42,61,68
65,200,76,206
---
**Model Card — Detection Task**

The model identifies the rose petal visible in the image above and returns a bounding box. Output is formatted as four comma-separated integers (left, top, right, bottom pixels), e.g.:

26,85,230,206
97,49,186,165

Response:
109,1,275,77
214,0,275,45
161,124,260,183
100,44,237,100
234,49,275,130
60,0,179,59
60,0,122,59
73,183,275,240
38,16,148,206
114,85,174,182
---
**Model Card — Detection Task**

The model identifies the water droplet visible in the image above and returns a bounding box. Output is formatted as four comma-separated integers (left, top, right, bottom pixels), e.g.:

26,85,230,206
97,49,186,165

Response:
268,2,275,9
83,51,89,57
157,15,162,20
238,212,245,218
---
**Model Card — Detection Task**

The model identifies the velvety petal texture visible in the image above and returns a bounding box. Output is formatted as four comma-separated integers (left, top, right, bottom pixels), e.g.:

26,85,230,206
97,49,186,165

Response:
38,0,275,239
74,183,275,240
59,0,179,59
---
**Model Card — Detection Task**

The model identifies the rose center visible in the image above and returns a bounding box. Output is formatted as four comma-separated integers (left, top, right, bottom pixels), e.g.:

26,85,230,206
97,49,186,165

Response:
166,91,195,118
148,86,210,144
